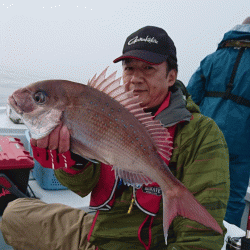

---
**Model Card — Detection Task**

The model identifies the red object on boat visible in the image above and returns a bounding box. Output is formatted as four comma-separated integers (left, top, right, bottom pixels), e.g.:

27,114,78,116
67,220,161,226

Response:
0,136,34,215
0,136,34,169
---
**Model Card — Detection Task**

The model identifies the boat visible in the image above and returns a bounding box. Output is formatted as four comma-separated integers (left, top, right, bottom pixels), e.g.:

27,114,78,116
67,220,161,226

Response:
0,106,91,249
0,106,248,250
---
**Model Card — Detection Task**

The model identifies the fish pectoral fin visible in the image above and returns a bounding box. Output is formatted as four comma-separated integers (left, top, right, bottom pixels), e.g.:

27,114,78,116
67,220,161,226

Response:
70,138,110,165
162,188,223,245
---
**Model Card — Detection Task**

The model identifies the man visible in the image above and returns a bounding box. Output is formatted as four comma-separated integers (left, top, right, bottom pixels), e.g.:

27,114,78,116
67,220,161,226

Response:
187,17,250,227
0,26,229,249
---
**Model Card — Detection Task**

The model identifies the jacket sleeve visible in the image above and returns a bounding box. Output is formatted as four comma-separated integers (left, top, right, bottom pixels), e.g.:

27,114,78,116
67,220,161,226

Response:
167,114,230,250
186,65,207,106
54,160,101,197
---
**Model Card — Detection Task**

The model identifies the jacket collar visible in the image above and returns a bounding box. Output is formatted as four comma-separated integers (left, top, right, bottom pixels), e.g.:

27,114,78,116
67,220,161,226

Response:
155,88,192,127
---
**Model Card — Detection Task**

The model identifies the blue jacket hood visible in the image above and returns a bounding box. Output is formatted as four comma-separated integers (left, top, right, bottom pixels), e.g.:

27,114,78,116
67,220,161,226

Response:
217,30,250,49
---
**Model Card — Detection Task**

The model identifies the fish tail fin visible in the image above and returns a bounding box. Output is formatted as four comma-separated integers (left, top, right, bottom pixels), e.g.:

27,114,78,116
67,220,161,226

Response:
162,188,223,245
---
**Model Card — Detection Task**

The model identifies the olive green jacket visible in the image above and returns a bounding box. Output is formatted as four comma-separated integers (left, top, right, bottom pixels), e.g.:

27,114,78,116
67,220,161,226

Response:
55,95,230,250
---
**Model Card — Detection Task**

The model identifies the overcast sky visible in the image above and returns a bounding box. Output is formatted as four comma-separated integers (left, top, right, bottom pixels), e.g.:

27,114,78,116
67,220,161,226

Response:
0,0,250,84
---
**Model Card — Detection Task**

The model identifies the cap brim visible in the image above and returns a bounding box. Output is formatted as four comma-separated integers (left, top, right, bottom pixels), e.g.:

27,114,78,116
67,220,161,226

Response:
113,50,168,64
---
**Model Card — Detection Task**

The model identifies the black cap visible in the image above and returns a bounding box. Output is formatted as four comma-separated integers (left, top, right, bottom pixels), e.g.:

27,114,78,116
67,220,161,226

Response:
113,26,177,65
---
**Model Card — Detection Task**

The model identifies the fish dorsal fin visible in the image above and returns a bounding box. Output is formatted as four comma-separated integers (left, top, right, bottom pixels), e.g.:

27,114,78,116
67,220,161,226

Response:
89,67,108,88
96,71,117,91
119,95,173,162
87,73,97,86
89,69,173,185
89,68,135,106
145,120,173,161
102,77,122,95
112,89,134,102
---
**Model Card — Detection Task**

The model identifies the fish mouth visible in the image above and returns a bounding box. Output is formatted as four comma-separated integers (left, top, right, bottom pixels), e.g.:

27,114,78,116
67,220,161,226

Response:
7,95,23,115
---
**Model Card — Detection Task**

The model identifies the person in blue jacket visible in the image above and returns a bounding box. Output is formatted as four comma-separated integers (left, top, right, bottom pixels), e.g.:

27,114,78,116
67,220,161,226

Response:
187,17,250,227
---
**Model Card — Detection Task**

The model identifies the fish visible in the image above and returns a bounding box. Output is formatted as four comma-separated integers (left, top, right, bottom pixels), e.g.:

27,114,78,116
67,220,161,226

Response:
7,67,223,244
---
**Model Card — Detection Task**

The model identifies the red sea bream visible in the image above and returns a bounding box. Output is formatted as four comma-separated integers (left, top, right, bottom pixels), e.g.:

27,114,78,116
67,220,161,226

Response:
8,68,223,244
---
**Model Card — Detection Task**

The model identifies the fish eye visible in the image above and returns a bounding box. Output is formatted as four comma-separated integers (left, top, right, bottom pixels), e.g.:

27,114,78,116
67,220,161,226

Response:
34,91,47,104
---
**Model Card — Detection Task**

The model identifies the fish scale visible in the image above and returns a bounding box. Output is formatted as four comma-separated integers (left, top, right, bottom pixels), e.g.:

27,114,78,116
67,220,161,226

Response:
8,67,224,245
65,94,155,174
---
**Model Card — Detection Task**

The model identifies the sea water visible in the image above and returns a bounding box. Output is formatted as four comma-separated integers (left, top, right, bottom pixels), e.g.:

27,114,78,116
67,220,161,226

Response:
0,64,92,107
0,65,50,107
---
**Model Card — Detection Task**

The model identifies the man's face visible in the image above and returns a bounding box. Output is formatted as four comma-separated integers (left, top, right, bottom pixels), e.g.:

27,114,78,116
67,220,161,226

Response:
122,59,176,109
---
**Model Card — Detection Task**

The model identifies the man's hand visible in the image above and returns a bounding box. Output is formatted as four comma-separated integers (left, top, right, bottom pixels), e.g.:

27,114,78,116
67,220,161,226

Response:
30,124,76,170
30,123,70,153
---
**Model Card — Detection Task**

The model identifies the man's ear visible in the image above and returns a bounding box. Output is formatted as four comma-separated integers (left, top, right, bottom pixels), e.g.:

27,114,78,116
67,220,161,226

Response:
167,69,177,87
